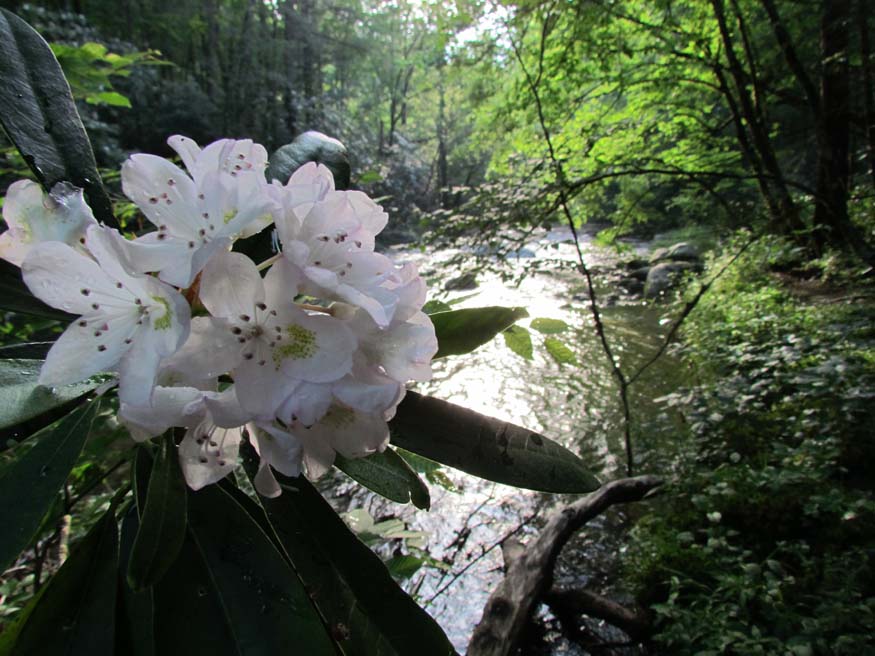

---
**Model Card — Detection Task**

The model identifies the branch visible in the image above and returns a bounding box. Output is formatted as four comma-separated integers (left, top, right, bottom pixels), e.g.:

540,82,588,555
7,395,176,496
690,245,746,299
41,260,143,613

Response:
544,586,652,642
467,475,662,656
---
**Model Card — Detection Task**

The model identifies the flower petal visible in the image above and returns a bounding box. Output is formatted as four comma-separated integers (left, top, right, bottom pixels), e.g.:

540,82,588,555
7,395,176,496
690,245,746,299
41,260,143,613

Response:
121,154,199,235
179,421,241,490
199,251,263,318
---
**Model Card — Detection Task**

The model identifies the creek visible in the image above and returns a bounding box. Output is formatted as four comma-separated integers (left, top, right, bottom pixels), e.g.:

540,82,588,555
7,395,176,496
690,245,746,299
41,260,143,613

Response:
319,225,689,653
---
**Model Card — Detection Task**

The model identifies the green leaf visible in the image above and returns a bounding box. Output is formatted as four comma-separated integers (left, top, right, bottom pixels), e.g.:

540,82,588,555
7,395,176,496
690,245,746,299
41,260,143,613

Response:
422,299,452,314
0,358,104,434
396,448,457,492
268,130,351,190
0,9,115,225
0,506,119,656
185,484,338,655
152,532,237,655
390,392,600,493
431,306,528,358
117,507,155,656
0,260,76,320
503,325,533,360
385,554,424,580
357,169,383,184
335,447,431,510
544,337,578,365
85,91,131,107
127,435,187,591
530,318,569,334
0,342,54,359
243,446,458,656
0,398,101,572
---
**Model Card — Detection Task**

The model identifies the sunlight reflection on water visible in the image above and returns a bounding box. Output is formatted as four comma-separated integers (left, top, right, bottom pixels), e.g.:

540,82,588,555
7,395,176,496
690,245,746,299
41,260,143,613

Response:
320,227,685,653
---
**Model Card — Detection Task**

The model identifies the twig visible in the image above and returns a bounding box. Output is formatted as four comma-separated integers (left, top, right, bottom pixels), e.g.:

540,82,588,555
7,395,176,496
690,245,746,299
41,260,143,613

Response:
467,476,662,656
507,12,636,476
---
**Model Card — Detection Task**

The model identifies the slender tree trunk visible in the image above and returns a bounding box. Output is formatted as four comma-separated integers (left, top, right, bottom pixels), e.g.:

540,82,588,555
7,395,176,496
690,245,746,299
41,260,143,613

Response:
711,0,806,236
858,0,875,188
813,0,851,251
437,63,449,209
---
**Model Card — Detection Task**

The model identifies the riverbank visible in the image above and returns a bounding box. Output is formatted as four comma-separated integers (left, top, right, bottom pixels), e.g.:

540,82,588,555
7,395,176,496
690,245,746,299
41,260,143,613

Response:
623,234,875,654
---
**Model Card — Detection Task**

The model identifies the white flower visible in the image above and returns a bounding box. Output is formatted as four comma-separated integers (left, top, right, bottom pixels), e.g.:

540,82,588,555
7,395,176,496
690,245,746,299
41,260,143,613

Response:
21,224,190,405
295,403,390,479
272,163,407,327
0,180,97,266
179,251,357,418
120,136,273,287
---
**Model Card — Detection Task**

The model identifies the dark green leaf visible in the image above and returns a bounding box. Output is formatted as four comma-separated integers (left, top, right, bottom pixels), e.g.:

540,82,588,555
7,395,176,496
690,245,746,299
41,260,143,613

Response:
0,506,118,656
127,435,187,591
390,392,601,493
503,325,533,360
186,484,338,655
431,306,529,358
0,358,104,433
268,130,351,190
238,446,397,655
422,299,452,314
0,342,54,359
385,554,425,580
335,447,430,510
0,9,115,225
244,446,457,656
530,318,569,334
117,507,155,656
544,337,578,365
0,398,101,572
0,260,76,320
152,532,237,655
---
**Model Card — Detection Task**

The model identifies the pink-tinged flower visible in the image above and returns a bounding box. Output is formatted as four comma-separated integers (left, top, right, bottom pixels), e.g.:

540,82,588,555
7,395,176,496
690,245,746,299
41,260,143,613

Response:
120,135,273,288
0,180,97,266
271,164,409,327
252,403,390,492
21,225,190,405
177,251,357,418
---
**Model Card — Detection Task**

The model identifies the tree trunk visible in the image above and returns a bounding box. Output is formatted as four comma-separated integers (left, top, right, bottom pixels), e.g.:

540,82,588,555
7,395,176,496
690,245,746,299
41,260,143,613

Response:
710,0,806,236
857,0,875,188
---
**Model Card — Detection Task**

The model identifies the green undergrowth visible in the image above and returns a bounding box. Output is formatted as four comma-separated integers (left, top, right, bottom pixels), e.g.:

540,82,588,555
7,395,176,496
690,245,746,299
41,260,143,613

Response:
625,233,875,655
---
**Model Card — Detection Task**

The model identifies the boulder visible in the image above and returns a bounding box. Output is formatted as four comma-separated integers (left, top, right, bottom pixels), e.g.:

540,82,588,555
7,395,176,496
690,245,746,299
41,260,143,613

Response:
649,241,701,264
629,266,650,281
644,261,699,298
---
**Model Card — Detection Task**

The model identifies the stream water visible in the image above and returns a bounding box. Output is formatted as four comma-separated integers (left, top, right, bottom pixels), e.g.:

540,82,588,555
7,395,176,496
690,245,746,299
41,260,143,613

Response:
319,225,688,654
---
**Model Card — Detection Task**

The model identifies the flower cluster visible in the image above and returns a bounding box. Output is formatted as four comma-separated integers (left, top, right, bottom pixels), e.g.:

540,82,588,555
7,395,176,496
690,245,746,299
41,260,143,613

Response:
1,136,437,496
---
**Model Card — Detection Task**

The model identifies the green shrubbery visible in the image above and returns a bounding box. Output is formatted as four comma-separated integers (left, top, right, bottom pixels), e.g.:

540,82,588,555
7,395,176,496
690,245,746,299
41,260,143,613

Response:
625,234,875,655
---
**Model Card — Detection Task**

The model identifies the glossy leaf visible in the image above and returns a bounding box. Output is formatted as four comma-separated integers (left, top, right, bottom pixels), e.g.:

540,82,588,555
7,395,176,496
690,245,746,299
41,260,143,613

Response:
0,398,101,572
0,507,118,656
186,484,338,655
0,358,105,433
431,306,529,358
117,507,156,656
544,337,578,365
335,447,430,510
268,130,351,189
530,318,569,334
0,9,115,225
127,435,187,591
0,260,76,320
244,446,458,656
390,392,600,493
152,532,238,655
0,342,54,359
503,325,533,360
422,299,452,314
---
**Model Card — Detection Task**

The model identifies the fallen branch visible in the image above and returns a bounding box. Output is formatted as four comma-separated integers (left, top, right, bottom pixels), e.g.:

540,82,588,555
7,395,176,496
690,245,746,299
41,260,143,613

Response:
467,475,662,656
544,586,652,642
